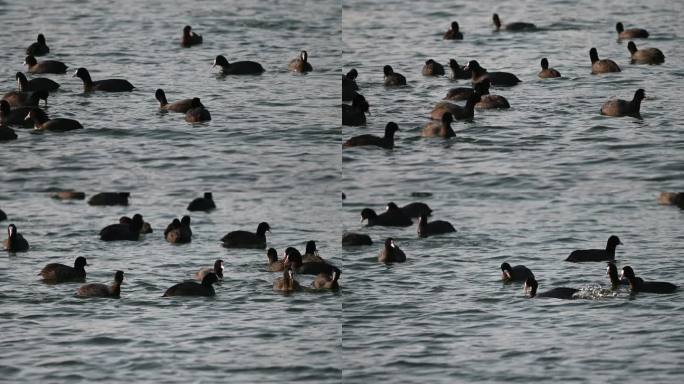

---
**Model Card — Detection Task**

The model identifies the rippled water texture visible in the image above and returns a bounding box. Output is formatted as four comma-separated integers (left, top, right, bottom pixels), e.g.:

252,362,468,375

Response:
1,0,340,383
343,0,684,383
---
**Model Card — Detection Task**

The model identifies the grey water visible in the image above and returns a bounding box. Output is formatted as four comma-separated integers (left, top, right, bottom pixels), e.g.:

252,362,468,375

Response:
2,0,684,383
342,0,684,383
1,0,341,383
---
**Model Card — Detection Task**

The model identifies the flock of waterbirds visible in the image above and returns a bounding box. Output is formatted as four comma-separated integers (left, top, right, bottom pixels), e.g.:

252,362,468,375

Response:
341,14,678,299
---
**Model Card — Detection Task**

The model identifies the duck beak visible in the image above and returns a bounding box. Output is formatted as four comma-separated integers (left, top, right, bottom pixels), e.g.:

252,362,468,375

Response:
72,70,78,78
503,271,511,280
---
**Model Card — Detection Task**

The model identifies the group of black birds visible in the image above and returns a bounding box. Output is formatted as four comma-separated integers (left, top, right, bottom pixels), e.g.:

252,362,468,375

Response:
1,26,332,297
0,26,315,140
2,190,341,297
501,235,677,299
340,14,677,298
341,15,666,149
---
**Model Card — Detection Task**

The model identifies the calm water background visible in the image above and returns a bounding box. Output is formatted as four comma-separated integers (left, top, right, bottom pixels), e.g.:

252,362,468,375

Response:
0,0,340,383
343,0,683,383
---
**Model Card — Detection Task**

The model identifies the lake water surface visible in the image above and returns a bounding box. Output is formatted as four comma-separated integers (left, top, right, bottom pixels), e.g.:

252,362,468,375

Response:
342,0,683,383
1,0,341,383
2,0,684,383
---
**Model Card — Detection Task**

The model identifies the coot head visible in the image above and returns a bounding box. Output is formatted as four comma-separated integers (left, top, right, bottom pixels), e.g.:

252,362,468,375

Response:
181,215,191,226
540,58,550,69
384,237,396,249
346,68,358,80
383,65,394,76
305,240,317,254
15,72,28,85
267,248,278,262
621,265,635,280
75,256,88,269
73,67,92,82
524,277,538,297
114,270,125,284
25,108,49,124
190,98,203,108
386,202,400,211
465,60,482,72
615,22,624,33
183,25,192,34
360,208,377,222
300,50,308,62
24,55,38,66
213,259,224,277
492,13,502,29
451,21,460,32
257,222,271,235
283,247,302,267
501,262,513,280
155,89,167,104
589,48,599,63
607,235,622,248
203,192,213,200
385,122,399,134
37,34,46,44
131,214,144,231
213,55,229,68
7,224,17,238
633,89,645,101
627,41,638,54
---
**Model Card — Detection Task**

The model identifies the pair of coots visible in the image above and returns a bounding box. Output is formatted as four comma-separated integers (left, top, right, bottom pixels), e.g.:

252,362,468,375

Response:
100,214,146,241
164,216,192,244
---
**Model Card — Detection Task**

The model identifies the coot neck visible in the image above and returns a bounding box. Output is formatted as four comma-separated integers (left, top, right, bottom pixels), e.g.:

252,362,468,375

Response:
631,96,642,115
384,130,395,148
111,281,121,298
464,96,478,116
